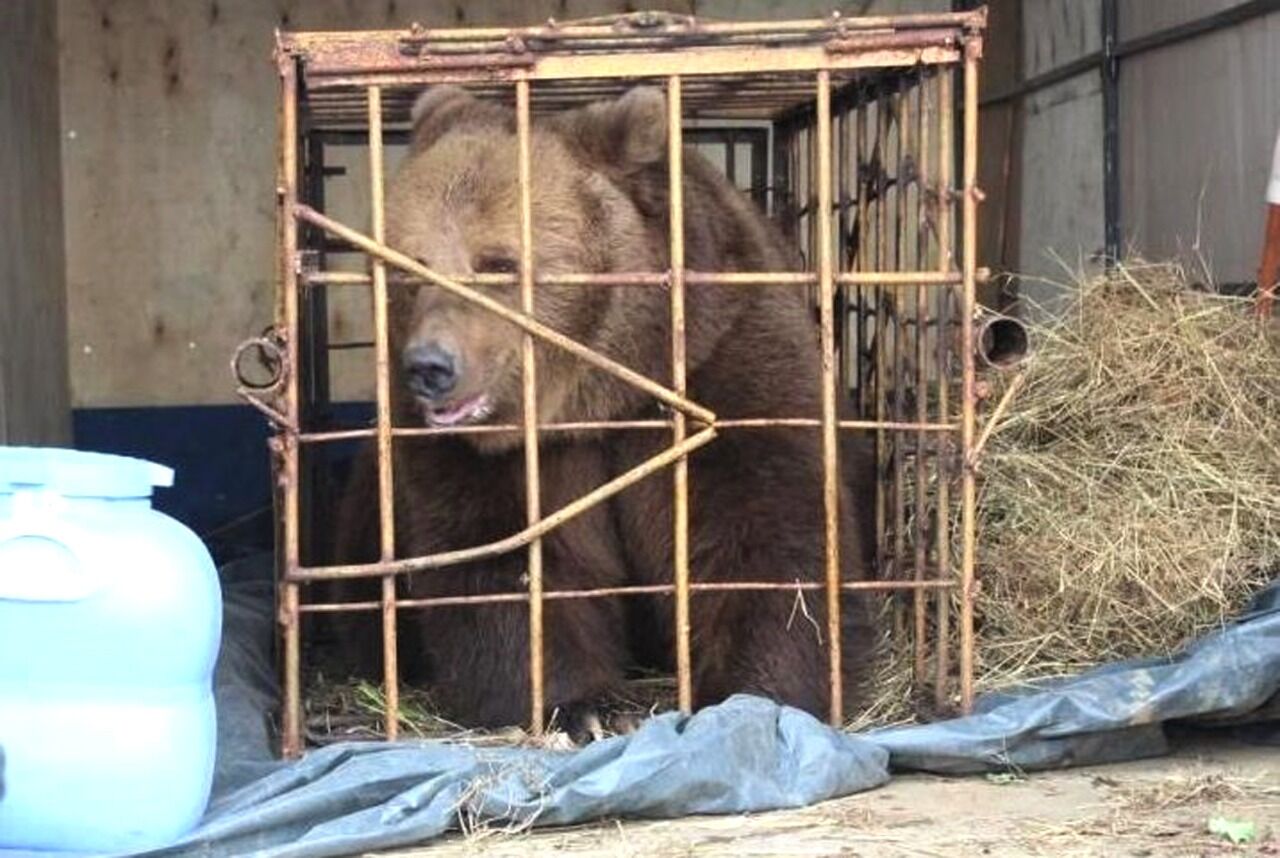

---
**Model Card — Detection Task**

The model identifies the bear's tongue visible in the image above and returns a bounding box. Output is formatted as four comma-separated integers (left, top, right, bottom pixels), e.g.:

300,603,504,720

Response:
425,393,490,427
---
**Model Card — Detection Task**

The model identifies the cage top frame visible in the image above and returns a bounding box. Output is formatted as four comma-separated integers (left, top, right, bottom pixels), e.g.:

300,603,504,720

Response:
276,8,986,128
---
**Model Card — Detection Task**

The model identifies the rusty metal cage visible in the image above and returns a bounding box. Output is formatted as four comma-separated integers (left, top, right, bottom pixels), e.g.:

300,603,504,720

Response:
241,8,990,758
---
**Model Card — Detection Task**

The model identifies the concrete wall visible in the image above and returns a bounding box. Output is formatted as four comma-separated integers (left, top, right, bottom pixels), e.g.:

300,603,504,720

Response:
57,0,945,409
0,0,71,444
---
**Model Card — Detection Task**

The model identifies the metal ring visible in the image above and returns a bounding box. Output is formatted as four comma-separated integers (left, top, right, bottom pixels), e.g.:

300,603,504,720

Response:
232,329,288,394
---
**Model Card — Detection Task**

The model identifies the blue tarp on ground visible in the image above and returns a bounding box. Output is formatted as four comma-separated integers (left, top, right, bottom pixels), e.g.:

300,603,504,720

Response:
22,555,1280,858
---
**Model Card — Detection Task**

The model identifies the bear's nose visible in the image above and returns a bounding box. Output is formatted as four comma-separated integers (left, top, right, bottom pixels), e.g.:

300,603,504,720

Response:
403,342,458,400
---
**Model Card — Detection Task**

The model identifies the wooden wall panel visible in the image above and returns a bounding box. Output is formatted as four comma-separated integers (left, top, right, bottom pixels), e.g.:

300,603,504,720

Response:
0,0,71,443
58,0,946,408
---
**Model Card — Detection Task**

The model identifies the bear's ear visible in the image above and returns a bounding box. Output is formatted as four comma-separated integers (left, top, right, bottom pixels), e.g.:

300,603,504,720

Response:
553,86,668,174
408,85,511,152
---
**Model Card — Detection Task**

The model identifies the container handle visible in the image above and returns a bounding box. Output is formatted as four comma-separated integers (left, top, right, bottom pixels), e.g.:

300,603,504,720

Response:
0,492,102,602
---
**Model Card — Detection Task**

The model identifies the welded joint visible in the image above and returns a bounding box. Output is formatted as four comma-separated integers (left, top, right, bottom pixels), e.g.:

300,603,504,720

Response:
276,595,299,629
963,32,985,60
267,436,289,486
967,368,1026,472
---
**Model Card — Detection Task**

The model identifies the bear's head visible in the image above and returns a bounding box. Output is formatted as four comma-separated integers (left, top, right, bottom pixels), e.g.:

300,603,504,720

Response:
385,85,677,452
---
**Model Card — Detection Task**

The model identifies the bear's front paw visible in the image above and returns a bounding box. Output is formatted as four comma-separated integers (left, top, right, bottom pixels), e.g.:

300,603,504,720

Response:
549,700,649,746
549,700,607,745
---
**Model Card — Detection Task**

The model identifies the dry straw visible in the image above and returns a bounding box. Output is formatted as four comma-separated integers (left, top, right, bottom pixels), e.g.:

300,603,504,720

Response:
968,259,1280,692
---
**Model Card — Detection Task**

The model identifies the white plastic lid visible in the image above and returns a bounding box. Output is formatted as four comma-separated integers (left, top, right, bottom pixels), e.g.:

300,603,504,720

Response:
0,447,174,499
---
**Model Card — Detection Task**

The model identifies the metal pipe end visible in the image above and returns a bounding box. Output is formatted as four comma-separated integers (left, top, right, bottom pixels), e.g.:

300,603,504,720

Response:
975,312,1029,370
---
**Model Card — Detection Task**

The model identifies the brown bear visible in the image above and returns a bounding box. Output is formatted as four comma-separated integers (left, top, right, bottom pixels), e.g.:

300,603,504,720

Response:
322,84,877,736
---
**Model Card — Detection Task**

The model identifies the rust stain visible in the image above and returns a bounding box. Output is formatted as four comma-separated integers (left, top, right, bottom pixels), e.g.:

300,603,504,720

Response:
162,36,181,95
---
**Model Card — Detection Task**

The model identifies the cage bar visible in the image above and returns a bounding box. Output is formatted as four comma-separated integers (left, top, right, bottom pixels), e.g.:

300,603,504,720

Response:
304,270,972,288
365,85,400,740
959,44,981,713
815,70,843,726
667,75,694,715
515,80,547,733
912,70,930,686
891,78,909,641
934,66,954,710
293,416,960,447
276,57,304,759
297,578,962,615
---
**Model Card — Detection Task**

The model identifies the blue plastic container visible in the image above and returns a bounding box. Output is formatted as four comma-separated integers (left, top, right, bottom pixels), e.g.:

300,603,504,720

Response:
0,448,221,852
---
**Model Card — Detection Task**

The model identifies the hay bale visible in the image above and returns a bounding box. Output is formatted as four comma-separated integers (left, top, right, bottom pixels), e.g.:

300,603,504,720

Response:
971,260,1280,690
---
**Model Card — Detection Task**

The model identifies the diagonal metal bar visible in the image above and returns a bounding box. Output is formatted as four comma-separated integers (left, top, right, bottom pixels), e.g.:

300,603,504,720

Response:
295,205,717,426
289,425,718,580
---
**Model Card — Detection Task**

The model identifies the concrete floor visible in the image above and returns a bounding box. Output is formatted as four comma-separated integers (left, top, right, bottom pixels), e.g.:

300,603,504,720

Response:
386,732,1280,857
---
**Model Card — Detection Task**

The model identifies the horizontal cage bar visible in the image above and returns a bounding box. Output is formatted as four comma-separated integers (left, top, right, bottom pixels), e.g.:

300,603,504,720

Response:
298,578,960,612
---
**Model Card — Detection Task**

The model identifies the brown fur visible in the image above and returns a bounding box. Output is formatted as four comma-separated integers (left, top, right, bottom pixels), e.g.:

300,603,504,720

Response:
321,86,878,729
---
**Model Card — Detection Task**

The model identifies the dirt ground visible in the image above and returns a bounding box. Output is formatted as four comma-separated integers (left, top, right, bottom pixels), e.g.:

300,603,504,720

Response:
386,732,1279,857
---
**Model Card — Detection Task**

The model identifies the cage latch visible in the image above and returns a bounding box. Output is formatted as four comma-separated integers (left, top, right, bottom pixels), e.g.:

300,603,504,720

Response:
232,326,292,431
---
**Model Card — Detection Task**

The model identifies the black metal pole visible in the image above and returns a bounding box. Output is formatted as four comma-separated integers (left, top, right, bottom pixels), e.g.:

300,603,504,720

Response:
1102,0,1120,264
982,0,1280,108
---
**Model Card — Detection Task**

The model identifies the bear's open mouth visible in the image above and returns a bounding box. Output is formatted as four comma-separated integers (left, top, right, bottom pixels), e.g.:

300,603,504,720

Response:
419,393,493,427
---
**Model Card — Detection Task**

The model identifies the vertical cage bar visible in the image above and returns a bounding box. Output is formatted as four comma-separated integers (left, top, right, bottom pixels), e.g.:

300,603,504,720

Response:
873,87,889,577
787,122,800,241
366,85,399,741
795,127,804,261
299,133,331,569
855,103,869,416
277,57,303,759
516,79,546,733
816,70,843,726
750,130,768,212
959,48,980,714
891,80,908,596
773,120,793,233
912,73,929,684
725,129,737,188
668,75,693,715
836,109,849,384
934,68,954,710
808,123,818,277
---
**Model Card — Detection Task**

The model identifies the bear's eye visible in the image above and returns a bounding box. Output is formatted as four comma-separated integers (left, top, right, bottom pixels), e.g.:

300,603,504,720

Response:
472,253,520,275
